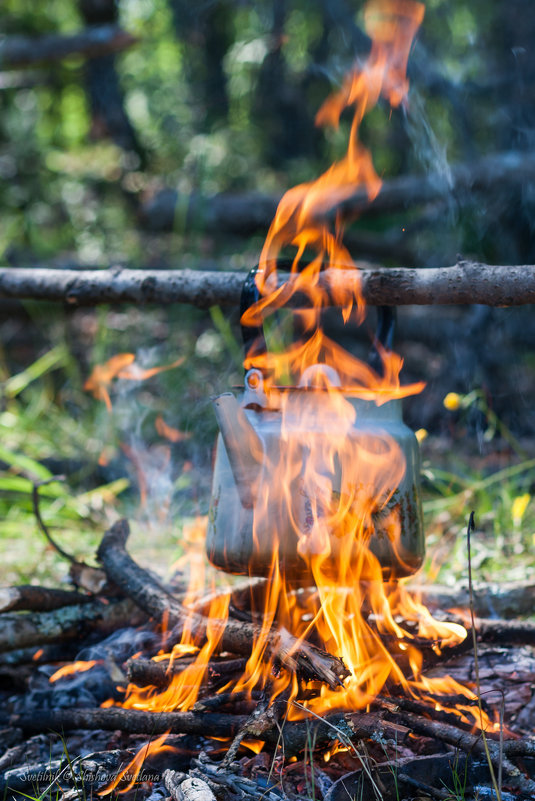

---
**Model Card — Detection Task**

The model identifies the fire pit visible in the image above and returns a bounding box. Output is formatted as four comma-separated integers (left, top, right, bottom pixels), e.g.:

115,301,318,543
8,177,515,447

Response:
2,0,535,799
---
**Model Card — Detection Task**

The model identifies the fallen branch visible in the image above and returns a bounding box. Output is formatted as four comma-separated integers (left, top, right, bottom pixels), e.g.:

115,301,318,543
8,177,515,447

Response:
0,597,145,653
0,25,137,70
10,707,246,738
97,520,349,689
0,585,93,613
415,580,535,619
1,261,535,307
126,656,247,689
140,151,535,233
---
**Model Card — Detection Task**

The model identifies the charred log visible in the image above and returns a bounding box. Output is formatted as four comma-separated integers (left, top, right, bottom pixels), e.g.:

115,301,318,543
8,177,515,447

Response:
126,655,248,689
417,580,535,619
473,617,535,644
11,707,246,738
0,585,93,613
0,597,145,653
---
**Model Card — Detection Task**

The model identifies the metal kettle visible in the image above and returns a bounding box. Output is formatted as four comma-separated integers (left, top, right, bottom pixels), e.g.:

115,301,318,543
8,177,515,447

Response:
206,267,424,581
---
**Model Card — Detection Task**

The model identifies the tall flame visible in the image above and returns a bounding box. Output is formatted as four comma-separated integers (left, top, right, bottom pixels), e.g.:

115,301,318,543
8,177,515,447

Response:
242,0,425,391
236,0,486,725
102,1,495,772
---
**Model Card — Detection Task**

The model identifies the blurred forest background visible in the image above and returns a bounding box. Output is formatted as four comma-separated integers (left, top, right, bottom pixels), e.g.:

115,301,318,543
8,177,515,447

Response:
0,0,534,586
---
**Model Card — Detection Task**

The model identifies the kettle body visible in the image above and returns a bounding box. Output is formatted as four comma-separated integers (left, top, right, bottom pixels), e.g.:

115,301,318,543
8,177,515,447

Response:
206,384,424,581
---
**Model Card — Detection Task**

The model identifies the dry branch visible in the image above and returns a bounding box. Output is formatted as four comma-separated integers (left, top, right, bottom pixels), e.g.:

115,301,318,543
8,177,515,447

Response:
1,261,535,307
97,520,349,689
0,26,137,70
0,585,93,613
140,151,535,233
10,707,246,738
126,655,247,689
0,597,145,653
415,580,535,619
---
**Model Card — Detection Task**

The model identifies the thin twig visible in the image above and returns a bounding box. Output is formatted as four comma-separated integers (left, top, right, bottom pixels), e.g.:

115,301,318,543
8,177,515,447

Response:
467,511,502,801
31,477,91,570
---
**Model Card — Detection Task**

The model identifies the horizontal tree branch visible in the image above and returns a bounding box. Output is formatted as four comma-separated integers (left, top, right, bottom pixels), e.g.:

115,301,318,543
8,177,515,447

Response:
0,597,146,653
0,25,137,70
10,707,247,738
140,151,535,234
0,262,534,307
0,585,93,613
415,580,535,619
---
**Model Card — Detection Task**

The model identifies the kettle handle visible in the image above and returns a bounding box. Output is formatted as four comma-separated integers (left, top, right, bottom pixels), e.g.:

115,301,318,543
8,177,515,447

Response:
240,262,396,374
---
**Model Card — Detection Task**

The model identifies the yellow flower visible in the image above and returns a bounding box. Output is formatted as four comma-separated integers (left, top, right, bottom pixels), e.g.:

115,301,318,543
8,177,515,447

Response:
512,493,531,525
443,392,461,411
415,428,428,443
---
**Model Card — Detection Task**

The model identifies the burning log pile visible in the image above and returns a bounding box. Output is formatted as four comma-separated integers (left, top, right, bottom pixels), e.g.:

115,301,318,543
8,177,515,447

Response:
2,520,535,800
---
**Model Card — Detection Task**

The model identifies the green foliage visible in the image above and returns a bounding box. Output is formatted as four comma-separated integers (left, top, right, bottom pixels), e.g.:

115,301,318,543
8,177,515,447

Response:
1,0,514,265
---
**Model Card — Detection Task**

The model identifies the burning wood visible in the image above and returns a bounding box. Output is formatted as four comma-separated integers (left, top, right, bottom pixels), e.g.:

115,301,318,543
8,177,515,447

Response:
97,519,350,689
3,1,535,798
3,559,535,797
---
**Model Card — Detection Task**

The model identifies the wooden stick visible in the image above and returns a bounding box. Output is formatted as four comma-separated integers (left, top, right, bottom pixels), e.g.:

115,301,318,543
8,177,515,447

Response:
97,520,350,689
0,26,137,70
0,261,534,308
0,585,93,613
10,707,247,738
471,617,535,644
411,580,535,619
0,597,145,653
126,656,247,689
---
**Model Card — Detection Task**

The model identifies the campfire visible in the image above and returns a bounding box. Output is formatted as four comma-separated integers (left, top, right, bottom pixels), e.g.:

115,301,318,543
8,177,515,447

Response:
3,1,535,800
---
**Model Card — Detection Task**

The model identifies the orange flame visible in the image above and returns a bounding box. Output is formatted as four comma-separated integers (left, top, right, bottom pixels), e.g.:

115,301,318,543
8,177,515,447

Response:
84,354,184,412
114,517,232,715
49,660,101,682
98,733,175,796
235,0,490,731
241,0,425,396
155,415,191,443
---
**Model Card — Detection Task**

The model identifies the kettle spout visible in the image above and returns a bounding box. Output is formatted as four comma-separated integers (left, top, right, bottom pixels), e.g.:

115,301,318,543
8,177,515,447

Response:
212,393,263,509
